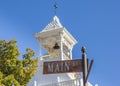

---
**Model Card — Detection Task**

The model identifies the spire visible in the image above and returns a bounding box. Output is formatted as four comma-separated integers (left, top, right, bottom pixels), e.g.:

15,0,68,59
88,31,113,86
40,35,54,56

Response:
41,16,63,32
54,0,58,15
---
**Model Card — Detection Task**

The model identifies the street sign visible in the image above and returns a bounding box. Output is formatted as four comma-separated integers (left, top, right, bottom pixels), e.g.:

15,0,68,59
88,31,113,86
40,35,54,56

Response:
43,59,83,74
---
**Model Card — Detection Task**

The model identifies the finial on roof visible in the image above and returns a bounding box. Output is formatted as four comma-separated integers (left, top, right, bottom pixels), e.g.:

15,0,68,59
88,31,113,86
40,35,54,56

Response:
54,0,58,15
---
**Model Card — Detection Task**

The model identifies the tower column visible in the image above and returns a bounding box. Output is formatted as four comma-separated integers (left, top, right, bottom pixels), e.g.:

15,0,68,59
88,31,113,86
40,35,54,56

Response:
38,38,42,60
60,32,63,60
70,46,73,59
36,38,43,68
70,49,72,60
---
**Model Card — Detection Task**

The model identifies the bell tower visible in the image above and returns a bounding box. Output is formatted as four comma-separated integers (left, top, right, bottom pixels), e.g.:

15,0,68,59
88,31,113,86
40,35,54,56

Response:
27,16,79,86
34,16,77,61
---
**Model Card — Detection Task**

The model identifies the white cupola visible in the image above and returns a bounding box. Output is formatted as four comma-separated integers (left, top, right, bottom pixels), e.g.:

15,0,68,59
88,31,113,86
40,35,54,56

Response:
34,16,77,61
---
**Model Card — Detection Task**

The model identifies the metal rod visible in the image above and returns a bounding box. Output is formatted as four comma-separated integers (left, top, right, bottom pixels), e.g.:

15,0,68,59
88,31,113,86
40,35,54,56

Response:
87,58,89,71
85,60,94,83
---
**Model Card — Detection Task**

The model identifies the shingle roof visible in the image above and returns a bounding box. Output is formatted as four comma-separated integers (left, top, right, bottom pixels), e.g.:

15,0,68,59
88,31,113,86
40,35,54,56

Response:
41,16,63,32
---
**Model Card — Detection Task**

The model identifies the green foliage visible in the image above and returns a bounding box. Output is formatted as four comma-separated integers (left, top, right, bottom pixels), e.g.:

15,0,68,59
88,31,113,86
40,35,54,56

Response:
2,74,20,86
0,39,38,86
0,39,20,60
23,48,35,60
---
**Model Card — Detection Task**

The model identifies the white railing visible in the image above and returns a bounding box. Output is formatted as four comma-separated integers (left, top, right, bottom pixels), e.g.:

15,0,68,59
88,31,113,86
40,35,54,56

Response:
41,55,51,60
41,55,60,61
40,53,70,61
41,78,81,86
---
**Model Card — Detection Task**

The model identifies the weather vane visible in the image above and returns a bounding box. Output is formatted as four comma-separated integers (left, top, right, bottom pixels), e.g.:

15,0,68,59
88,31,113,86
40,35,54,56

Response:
54,0,58,15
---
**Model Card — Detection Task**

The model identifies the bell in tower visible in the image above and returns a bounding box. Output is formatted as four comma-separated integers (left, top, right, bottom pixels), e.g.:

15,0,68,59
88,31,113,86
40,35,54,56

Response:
53,42,59,49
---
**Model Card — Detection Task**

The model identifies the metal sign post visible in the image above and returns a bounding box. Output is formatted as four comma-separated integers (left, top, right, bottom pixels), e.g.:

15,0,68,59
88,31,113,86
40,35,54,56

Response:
82,46,88,86
81,46,94,86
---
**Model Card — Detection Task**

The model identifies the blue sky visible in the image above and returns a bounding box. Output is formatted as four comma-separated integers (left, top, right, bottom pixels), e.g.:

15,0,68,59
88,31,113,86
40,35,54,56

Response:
0,0,120,86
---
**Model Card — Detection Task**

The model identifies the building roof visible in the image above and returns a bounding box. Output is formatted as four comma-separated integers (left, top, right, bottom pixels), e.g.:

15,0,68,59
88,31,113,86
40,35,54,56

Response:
41,16,63,32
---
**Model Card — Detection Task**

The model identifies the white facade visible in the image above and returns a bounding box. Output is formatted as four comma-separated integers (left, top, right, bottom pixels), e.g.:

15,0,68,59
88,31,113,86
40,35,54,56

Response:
27,16,92,86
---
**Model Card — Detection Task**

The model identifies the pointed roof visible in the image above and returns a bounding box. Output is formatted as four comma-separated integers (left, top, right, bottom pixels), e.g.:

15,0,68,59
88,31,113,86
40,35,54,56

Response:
41,16,63,32
34,16,77,45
